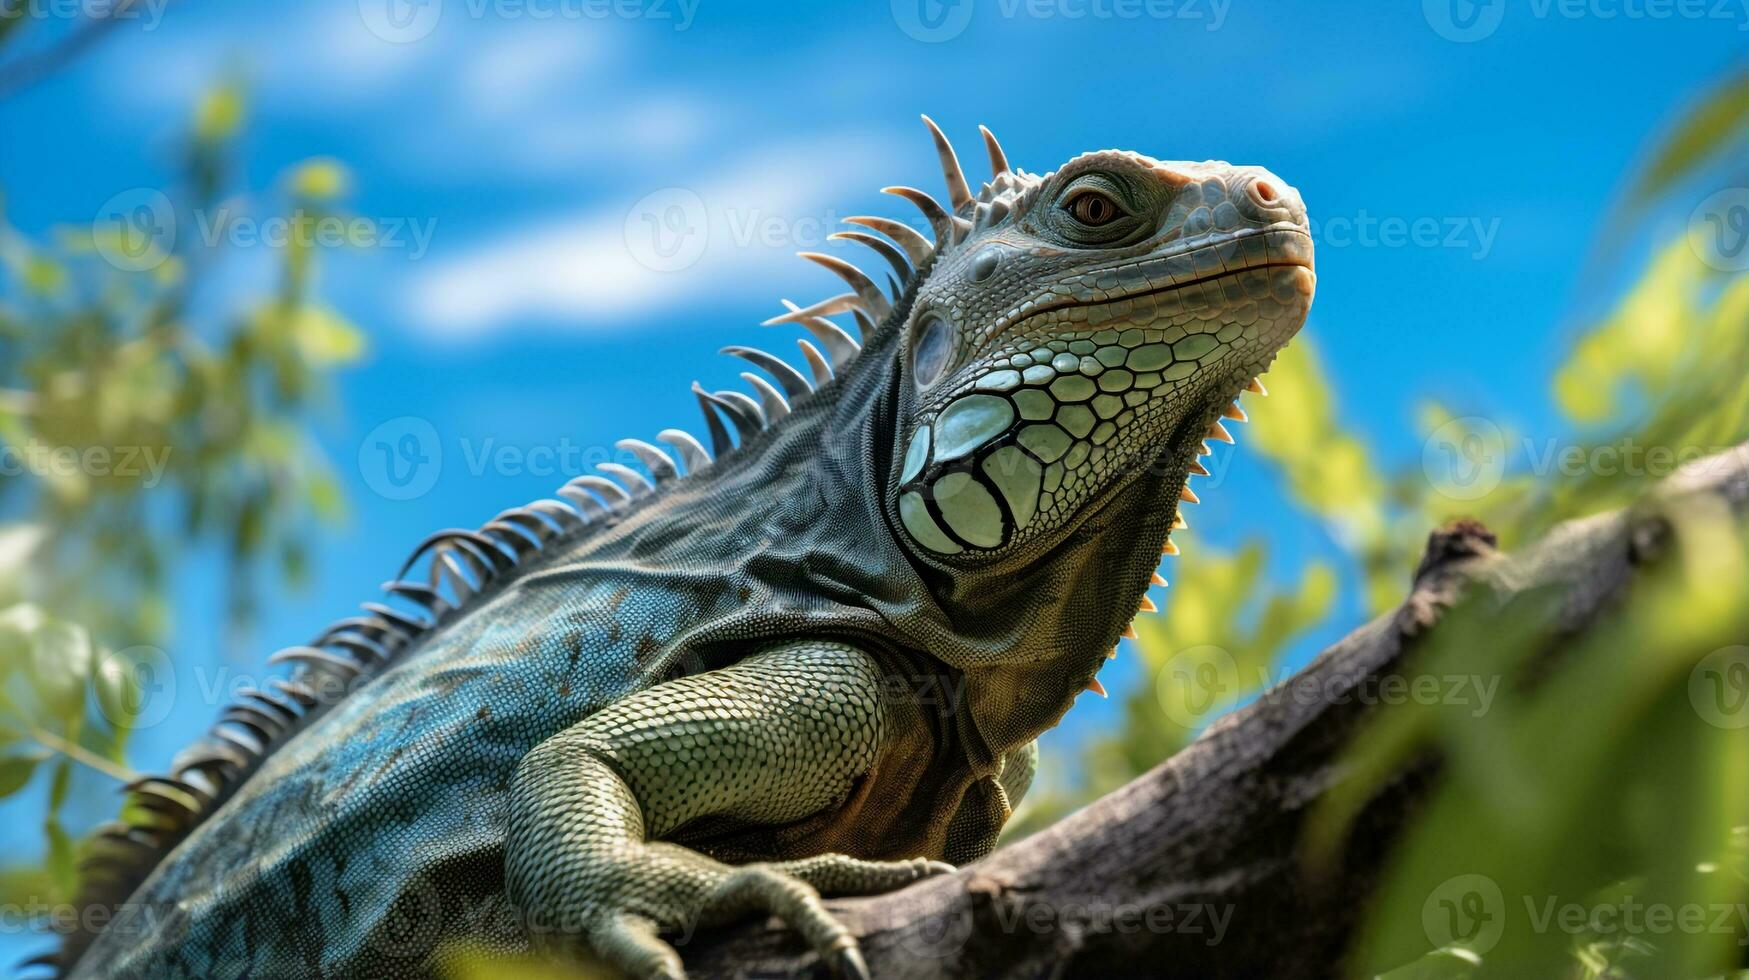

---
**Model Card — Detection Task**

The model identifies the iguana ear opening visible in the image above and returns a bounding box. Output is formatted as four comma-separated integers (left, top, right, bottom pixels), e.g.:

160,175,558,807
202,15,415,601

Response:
910,313,958,390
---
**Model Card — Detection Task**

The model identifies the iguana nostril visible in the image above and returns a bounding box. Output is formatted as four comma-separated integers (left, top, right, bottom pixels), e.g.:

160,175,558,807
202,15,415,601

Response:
1250,180,1280,206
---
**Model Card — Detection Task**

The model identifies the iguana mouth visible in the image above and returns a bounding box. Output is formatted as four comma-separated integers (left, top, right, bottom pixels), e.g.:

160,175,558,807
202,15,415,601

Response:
1008,226,1315,329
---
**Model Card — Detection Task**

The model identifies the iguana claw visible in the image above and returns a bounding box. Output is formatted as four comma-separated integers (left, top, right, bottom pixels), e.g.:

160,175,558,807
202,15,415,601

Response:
830,943,871,980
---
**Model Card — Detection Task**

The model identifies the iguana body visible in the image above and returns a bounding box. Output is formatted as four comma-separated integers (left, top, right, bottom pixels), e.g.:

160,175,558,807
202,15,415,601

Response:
46,119,1314,979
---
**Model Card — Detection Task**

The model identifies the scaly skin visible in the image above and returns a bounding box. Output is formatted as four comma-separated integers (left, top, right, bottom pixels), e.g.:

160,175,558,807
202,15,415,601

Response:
52,118,1313,979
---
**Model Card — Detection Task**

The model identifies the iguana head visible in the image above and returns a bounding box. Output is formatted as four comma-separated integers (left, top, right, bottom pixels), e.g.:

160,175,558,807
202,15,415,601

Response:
772,122,1310,687
885,139,1313,565
726,118,1309,717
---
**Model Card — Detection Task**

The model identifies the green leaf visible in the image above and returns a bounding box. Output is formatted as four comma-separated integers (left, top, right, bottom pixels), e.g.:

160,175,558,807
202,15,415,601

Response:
1627,69,1749,207
44,819,74,896
93,651,140,742
290,305,366,366
20,254,65,294
0,753,43,799
46,757,70,812
194,83,246,144
286,158,352,201
26,618,94,726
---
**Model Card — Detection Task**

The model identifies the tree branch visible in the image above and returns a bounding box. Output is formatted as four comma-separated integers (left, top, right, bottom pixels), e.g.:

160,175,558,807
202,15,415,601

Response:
678,443,1749,979
0,0,166,101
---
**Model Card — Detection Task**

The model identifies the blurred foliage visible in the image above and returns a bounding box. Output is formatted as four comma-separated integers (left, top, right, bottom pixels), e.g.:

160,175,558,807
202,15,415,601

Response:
1011,66,1749,977
1340,501,1749,978
441,945,611,980
0,11,1742,976
0,77,364,903
1628,67,1749,209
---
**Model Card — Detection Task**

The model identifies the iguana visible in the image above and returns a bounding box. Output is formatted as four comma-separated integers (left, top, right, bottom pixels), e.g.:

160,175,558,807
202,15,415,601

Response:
38,117,1314,980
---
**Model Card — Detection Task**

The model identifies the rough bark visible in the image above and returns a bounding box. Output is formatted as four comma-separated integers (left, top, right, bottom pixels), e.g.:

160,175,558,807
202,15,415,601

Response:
679,443,1749,979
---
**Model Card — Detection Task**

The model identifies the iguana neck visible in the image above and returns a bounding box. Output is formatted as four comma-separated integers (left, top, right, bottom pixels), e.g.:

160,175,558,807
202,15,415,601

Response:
550,305,1174,764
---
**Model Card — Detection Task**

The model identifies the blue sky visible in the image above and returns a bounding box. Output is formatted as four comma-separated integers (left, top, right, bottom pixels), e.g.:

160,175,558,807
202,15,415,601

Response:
0,0,1741,945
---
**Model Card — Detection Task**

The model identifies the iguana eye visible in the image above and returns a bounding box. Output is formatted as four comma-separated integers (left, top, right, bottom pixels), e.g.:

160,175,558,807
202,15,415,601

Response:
1064,190,1124,226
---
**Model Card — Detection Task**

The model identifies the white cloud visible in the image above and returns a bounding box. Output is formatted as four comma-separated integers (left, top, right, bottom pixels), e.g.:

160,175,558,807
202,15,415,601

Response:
102,2,444,112
456,29,604,114
405,131,906,338
95,5,708,179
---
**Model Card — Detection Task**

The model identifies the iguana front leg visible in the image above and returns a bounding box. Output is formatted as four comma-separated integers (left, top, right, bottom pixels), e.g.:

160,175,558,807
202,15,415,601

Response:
506,641,951,979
